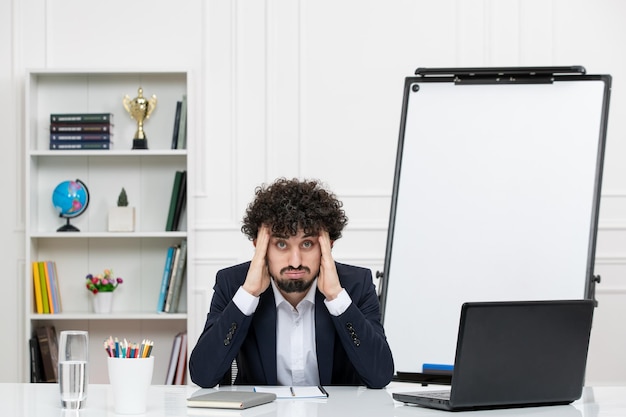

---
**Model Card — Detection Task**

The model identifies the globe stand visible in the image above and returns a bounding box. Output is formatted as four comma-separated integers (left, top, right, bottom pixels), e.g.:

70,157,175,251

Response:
57,217,80,232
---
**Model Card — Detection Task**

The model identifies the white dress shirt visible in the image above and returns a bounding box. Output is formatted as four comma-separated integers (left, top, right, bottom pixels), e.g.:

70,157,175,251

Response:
271,279,319,385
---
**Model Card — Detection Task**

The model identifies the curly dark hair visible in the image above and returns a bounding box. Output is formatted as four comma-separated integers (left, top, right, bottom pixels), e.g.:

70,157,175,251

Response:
241,178,348,241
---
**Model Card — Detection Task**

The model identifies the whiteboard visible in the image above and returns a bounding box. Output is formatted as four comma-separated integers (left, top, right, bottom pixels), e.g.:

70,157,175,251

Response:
380,68,611,375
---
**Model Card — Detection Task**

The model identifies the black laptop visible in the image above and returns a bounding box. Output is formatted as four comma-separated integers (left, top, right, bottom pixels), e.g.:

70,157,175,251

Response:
393,299,595,411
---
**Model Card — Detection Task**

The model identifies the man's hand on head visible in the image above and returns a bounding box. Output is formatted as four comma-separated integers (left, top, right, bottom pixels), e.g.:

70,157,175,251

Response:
243,224,272,297
317,230,342,300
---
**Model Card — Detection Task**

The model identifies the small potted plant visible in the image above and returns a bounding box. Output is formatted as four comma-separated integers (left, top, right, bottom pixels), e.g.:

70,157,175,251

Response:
108,187,135,232
86,268,123,313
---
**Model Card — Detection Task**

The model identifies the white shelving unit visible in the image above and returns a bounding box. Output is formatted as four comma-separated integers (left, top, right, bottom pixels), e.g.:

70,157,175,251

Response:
24,69,192,384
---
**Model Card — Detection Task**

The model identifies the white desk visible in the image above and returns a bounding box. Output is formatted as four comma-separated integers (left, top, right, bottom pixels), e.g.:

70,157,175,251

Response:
0,382,624,416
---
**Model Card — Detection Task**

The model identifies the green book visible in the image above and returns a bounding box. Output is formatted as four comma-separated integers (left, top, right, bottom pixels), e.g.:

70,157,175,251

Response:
38,262,50,314
172,171,187,231
50,113,113,124
165,171,183,231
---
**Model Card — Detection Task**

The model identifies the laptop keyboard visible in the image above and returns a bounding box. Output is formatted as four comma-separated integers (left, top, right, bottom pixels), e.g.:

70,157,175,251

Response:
419,390,451,400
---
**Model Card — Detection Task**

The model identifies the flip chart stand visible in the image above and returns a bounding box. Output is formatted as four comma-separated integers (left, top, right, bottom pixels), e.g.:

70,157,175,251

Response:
379,66,611,384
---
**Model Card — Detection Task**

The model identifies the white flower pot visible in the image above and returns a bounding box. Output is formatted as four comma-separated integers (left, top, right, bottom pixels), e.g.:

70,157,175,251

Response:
108,207,135,232
93,292,114,314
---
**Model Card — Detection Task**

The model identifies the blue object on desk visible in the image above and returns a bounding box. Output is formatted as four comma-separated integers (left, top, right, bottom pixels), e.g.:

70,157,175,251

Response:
422,363,454,374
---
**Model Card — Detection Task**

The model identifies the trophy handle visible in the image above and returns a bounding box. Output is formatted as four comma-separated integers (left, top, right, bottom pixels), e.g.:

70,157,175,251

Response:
146,95,158,119
122,95,132,115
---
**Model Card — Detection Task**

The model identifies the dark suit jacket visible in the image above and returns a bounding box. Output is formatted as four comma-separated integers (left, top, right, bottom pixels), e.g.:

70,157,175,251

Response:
189,261,394,388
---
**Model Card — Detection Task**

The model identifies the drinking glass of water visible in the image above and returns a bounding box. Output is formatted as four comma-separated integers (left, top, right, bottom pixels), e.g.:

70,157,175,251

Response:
58,330,89,409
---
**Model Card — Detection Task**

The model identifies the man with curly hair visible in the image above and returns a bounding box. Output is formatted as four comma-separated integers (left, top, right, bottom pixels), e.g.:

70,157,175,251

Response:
189,178,394,389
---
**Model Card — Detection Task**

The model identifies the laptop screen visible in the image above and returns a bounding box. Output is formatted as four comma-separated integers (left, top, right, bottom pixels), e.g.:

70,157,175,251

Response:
450,300,594,408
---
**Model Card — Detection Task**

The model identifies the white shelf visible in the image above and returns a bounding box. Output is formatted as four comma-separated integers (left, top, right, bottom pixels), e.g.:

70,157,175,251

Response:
31,232,188,239
29,149,188,157
30,313,187,320
24,69,192,385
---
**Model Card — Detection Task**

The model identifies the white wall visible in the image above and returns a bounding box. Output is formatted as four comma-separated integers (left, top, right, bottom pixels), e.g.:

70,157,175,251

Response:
2,0,626,385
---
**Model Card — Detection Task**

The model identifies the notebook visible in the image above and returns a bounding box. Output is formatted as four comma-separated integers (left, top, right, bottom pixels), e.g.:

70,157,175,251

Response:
187,390,277,409
393,299,595,411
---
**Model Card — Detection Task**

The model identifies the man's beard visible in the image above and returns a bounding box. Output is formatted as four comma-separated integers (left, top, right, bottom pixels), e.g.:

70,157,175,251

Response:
272,266,316,293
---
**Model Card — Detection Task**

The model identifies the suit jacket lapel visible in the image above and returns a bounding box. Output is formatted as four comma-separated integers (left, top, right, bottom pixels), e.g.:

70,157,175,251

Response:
255,290,278,384
315,290,335,384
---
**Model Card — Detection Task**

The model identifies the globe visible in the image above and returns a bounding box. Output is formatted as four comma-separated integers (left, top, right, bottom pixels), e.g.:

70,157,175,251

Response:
52,179,90,232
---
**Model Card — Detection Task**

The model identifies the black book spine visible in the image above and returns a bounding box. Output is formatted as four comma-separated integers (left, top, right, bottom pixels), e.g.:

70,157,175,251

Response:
172,171,187,231
171,101,182,149
29,337,44,383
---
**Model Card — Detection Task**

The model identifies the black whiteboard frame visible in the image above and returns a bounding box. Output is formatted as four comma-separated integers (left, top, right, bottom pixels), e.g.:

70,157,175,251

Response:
378,66,611,380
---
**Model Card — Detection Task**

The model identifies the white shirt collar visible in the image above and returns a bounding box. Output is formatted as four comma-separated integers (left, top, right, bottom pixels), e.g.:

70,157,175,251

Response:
271,277,317,308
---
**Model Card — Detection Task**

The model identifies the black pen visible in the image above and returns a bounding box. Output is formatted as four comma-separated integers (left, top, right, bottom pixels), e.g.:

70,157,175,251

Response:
318,385,329,397
290,386,296,397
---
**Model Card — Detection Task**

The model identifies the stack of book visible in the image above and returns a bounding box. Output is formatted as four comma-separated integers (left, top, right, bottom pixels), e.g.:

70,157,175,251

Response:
32,260,62,314
156,239,188,314
29,325,59,383
49,113,114,150
165,331,187,384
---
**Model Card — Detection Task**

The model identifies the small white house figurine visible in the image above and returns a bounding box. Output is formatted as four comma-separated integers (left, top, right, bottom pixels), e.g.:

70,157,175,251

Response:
108,188,135,232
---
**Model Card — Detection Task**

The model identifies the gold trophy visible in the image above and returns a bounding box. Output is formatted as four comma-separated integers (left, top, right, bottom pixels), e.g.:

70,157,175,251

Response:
123,87,157,149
